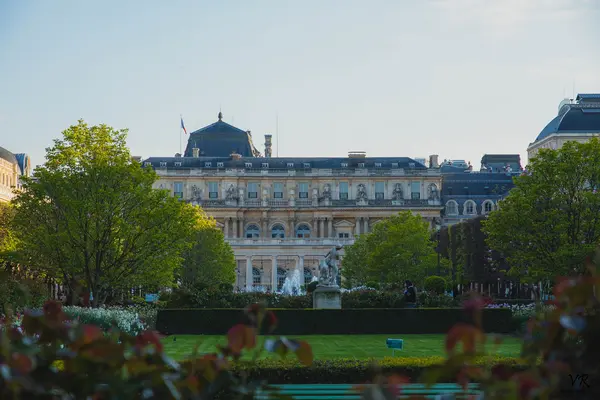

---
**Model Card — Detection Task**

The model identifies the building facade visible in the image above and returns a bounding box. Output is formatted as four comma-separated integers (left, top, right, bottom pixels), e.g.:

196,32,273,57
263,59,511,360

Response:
440,154,521,226
143,113,443,290
0,147,31,203
527,93,600,160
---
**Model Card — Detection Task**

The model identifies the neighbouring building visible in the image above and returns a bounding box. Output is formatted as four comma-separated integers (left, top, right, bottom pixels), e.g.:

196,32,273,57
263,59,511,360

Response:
143,112,443,291
527,93,600,160
440,154,522,226
0,146,31,203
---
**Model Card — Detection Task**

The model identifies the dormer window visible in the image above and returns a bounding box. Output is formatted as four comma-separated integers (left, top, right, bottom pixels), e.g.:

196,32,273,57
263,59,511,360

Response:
408,163,415,168
303,163,310,169
159,162,167,167
341,162,348,168
174,162,182,167
204,162,212,168
392,163,399,168
245,162,252,168
144,162,152,167
217,162,224,168
375,163,382,168
262,163,269,168
358,163,365,168
287,162,294,168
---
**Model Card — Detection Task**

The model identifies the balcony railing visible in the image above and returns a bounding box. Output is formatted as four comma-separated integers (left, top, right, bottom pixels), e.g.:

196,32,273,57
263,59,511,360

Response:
226,238,356,246
156,167,438,177
191,198,441,208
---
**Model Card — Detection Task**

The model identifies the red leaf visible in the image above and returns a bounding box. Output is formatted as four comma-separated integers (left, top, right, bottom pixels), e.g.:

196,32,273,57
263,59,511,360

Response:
445,323,483,355
294,340,314,366
226,324,256,354
81,325,103,344
135,331,164,353
11,353,34,374
265,311,278,333
42,300,65,322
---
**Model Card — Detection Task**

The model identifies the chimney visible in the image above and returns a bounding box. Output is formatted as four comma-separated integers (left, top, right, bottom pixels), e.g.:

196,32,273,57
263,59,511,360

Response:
429,154,439,168
231,152,242,160
264,134,273,158
192,147,200,158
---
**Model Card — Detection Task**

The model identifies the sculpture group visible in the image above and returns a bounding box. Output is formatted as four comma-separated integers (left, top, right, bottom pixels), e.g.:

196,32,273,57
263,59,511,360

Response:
318,245,342,287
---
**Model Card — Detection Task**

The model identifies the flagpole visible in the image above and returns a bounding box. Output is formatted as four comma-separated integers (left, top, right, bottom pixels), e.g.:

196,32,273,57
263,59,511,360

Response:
179,114,182,155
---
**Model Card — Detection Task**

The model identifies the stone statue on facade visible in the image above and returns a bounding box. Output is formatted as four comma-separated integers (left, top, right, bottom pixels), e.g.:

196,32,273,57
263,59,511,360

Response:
318,245,342,287
190,185,202,202
428,183,439,200
356,184,368,201
225,184,238,201
321,183,332,200
392,183,403,200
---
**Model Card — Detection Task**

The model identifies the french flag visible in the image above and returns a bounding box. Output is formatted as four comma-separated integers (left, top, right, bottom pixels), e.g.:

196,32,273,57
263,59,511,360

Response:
180,117,187,135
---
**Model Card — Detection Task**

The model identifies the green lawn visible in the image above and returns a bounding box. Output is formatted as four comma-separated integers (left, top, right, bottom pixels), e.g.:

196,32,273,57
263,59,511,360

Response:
162,334,523,361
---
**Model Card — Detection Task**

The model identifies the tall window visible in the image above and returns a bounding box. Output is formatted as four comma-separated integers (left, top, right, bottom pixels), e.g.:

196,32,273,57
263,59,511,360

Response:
411,181,421,200
252,268,261,286
245,224,260,239
208,182,218,199
174,182,183,199
298,182,309,198
277,268,287,291
375,182,385,200
465,201,475,214
248,182,258,198
296,224,311,238
446,201,458,215
273,182,284,198
271,224,285,239
484,201,493,213
304,268,313,286
339,182,349,200
338,232,350,238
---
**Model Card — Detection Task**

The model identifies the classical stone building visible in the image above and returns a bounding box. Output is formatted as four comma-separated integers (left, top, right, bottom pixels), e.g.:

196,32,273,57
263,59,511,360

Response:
143,112,443,290
440,154,522,226
0,147,31,203
527,93,600,160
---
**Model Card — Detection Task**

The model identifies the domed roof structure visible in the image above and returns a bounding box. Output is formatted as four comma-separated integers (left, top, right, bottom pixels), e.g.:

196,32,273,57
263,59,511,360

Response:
183,112,260,157
0,146,18,164
534,94,600,142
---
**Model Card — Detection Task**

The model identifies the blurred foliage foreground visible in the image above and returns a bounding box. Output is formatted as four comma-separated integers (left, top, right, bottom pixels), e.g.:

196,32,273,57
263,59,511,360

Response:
1,247,600,399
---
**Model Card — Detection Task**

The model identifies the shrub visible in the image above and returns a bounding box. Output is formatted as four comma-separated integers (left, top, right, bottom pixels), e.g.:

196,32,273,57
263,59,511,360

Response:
417,291,459,308
63,306,147,335
423,276,446,294
0,272,49,313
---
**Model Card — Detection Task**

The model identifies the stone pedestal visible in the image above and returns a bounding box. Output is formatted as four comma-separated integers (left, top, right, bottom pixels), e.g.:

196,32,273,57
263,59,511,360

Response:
313,286,341,309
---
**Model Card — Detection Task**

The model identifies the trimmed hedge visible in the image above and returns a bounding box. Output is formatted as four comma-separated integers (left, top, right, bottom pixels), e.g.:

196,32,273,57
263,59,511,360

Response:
227,356,528,384
156,308,512,335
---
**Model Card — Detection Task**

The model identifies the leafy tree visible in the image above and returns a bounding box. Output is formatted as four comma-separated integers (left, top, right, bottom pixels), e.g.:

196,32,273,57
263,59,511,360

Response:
342,211,438,287
180,210,236,289
0,202,17,262
483,138,600,281
10,120,200,306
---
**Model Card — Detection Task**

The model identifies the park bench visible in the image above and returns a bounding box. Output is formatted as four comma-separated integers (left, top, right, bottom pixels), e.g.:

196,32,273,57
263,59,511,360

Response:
255,383,483,399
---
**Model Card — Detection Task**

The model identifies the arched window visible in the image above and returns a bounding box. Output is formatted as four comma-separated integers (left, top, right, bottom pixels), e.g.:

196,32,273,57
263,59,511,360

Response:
483,201,493,213
445,201,458,215
465,201,475,215
252,267,261,286
296,224,311,238
271,224,285,239
245,224,260,239
304,267,313,286
277,267,287,291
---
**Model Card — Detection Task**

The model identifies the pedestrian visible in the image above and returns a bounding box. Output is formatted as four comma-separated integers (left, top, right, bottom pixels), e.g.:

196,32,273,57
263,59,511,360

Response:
404,280,417,308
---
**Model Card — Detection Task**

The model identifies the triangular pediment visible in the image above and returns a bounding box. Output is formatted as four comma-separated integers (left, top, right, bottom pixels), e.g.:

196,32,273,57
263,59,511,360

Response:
215,221,224,228
334,219,354,228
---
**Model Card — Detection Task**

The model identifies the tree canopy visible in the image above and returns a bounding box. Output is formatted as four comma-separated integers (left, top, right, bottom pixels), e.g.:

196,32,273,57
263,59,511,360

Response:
179,209,236,290
0,202,17,262
483,138,600,280
10,120,201,306
342,211,438,288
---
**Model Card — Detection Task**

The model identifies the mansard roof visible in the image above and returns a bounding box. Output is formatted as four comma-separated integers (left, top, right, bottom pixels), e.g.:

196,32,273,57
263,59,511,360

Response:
441,172,516,197
535,94,600,142
183,112,260,158
0,146,17,164
142,155,428,170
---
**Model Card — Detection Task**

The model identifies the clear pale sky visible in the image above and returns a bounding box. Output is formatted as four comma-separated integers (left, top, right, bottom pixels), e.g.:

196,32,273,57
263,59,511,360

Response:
1,0,599,168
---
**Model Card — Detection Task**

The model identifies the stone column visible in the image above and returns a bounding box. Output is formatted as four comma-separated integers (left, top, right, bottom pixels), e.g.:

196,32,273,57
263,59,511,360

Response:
297,255,304,275
262,219,268,238
355,217,361,236
233,217,238,238
319,218,324,238
245,256,253,290
271,256,278,292
328,217,333,238
364,217,370,233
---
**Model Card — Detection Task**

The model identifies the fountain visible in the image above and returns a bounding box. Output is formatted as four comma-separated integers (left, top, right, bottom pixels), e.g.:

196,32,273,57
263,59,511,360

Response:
280,269,303,295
